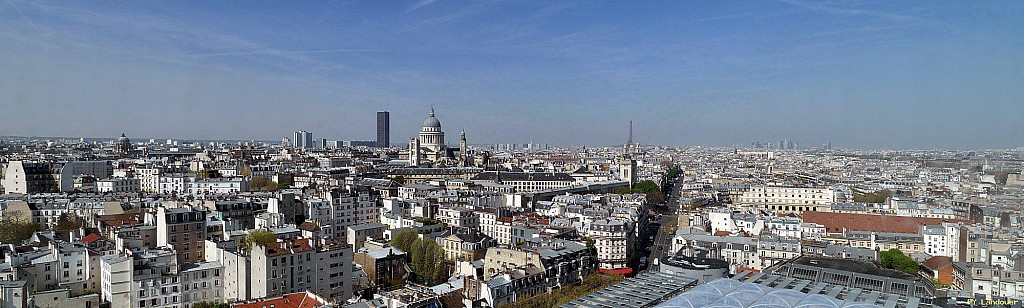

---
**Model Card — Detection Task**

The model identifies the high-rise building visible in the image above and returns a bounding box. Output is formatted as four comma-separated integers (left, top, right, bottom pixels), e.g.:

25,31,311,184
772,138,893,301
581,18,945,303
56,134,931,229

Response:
377,111,390,148
292,130,313,149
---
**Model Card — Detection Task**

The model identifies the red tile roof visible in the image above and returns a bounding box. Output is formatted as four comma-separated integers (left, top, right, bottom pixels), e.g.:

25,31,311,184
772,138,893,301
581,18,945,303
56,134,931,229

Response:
263,238,315,257
97,213,144,227
81,233,104,244
922,256,953,270
297,221,320,232
803,212,955,234
232,291,329,308
736,267,760,278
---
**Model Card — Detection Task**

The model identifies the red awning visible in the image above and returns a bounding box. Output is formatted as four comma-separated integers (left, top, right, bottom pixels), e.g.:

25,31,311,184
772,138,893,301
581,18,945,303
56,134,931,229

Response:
598,268,634,275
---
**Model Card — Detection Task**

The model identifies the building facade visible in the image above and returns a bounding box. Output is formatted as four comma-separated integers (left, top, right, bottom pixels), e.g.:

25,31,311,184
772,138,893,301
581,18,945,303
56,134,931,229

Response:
377,111,390,148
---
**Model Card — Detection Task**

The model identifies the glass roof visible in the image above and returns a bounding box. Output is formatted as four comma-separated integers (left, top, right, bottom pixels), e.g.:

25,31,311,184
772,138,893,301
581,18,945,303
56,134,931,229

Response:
657,279,884,308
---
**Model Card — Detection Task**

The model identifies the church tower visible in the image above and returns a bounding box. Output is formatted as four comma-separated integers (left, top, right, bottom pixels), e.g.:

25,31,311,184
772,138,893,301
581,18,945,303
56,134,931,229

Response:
459,129,469,166
619,121,637,188
409,137,421,166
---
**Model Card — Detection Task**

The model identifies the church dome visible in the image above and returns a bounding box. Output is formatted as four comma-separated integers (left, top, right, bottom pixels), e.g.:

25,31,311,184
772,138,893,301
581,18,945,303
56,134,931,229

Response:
115,133,131,155
422,107,441,129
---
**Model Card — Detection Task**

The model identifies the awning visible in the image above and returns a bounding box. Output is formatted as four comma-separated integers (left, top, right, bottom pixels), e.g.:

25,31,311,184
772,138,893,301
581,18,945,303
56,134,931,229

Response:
598,267,634,275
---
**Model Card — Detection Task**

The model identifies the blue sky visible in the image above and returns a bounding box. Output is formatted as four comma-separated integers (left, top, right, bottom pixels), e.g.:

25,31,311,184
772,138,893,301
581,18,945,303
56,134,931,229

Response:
1,1,1021,149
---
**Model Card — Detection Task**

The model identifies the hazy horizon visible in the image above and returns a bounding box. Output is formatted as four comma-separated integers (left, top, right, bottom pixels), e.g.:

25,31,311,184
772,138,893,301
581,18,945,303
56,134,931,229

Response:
2,1,1022,149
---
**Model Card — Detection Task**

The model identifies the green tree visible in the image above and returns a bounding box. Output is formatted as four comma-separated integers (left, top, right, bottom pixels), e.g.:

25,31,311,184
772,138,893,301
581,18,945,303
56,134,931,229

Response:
239,229,277,251
498,273,624,308
662,162,680,179
616,180,665,203
391,229,419,253
646,190,666,204
409,237,446,285
579,236,595,248
633,180,660,193
853,189,893,203
392,176,405,185
0,212,40,245
248,176,280,192
391,229,446,285
414,217,441,225
880,249,918,274
53,212,83,232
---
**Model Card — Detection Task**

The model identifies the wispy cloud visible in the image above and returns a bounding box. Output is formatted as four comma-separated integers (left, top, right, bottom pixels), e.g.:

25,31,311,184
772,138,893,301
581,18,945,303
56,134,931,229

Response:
776,0,922,22
188,47,386,58
404,0,436,13
4,1,42,36
399,2,496,32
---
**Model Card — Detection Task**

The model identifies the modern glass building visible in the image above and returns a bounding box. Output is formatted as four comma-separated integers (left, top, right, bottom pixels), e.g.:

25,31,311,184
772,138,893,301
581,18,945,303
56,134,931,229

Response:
377,111,390,148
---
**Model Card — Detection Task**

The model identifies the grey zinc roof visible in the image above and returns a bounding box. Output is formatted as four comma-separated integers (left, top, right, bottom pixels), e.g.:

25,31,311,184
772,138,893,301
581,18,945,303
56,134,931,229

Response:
363,247,405,259
349,223,388,231
471,171,575,182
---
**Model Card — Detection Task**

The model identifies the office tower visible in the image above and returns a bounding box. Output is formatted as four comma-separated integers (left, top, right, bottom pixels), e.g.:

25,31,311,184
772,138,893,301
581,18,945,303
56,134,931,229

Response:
377,111,390,148
293,130,313,149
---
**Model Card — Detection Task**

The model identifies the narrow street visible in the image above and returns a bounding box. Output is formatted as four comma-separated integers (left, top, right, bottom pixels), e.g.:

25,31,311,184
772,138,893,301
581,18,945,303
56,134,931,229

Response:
637,181,682,271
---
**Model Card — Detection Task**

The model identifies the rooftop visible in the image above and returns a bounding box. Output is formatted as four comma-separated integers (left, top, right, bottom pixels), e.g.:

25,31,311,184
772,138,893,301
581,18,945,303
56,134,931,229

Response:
803,212,956,234
654,271,933,308
789,257,922,282
563,271,698,308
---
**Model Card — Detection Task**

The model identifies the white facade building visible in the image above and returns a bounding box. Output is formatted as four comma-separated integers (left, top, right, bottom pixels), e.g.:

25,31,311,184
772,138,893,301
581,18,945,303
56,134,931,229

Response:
100,249,182,308
180,262,224,306
588,219,633,270
189,178,248,194
97,178,141,193
738,186,836,213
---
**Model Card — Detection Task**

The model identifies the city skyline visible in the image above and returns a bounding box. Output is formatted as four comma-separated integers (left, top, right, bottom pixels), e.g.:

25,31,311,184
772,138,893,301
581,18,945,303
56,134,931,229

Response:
1,1,1022,149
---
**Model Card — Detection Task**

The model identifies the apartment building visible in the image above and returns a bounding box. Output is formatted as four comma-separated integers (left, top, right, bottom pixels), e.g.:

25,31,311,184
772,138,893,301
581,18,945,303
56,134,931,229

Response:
738,186,835,213
154,207,208,265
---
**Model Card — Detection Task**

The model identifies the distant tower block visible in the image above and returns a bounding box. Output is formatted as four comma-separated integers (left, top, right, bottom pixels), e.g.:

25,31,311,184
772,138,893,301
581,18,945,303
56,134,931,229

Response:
377,111,390,148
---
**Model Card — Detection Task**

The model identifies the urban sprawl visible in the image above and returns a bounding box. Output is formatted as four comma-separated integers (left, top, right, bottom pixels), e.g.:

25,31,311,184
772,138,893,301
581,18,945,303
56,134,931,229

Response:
1,108,1023,308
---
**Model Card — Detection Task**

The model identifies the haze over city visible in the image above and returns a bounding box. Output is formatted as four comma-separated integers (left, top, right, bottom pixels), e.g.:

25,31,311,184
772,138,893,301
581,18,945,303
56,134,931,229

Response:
1,1,1022,148
7,2,1024,308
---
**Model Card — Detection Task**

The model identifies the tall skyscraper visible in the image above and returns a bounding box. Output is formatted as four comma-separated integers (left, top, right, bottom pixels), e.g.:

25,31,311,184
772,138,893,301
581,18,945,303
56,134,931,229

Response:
376,111,390,148
303,131,313,149
292,130,313,149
